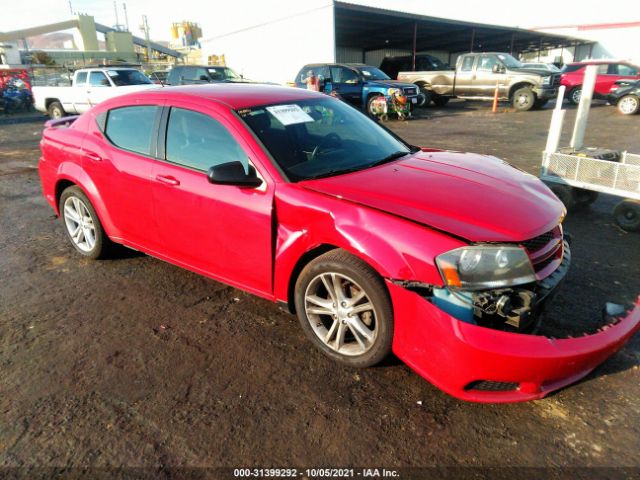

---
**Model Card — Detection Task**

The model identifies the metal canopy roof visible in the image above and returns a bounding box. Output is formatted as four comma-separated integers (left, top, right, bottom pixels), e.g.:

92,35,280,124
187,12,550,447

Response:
334,2,589,54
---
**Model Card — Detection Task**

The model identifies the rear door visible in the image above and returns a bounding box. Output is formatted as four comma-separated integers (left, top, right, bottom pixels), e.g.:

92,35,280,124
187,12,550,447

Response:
86,71,113,110
151,101,274,296
329,66,362,104
82,104,163,250
454,55,476,96
67,71,88,113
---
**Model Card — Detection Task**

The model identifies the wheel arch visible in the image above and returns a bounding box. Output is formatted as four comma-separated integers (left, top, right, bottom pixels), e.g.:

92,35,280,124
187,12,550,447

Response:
508,82,536,99
45,98,62,110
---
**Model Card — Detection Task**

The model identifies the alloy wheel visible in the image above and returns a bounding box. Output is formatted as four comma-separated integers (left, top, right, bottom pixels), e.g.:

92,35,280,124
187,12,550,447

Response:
63,196,96,253
304,272,378,356
619,96,639,115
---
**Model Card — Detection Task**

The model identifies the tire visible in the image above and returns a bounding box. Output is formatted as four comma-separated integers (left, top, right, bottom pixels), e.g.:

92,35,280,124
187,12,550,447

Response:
366,94,384,117
294,249,394,368
548,183,575,210
416,85,431,107
432,96,449,107
512,87,536,111
59,186,113,259
613,200,640,232
617,95,640,115
569,87,582,105
573,188,598,206
47,101,65,119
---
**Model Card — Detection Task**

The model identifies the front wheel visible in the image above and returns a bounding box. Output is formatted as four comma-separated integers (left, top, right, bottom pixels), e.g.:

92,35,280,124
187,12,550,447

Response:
512,87,536,111
294,250,393,368
617,95,640,115
569,87,582,105
59,186,113,259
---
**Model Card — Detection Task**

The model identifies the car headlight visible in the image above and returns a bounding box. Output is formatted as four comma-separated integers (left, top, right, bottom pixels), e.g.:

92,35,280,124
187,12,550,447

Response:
542,76,551,85
435,246,536,290
387,88,399,95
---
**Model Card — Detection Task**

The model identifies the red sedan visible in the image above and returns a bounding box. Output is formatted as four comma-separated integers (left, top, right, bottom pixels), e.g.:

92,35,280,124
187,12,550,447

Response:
561,60,640,104
38,85,640,402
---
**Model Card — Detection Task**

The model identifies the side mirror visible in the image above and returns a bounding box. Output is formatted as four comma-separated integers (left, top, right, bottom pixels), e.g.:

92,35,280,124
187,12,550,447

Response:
492,64,504,74
207,161,263,188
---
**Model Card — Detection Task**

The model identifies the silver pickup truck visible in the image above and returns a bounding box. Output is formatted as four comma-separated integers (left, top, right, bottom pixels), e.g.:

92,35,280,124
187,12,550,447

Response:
397,52,559,111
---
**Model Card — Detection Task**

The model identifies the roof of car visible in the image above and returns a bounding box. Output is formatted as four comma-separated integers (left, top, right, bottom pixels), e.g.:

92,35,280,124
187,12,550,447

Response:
568,59,637,66
113,84,321,110
303,63,373,69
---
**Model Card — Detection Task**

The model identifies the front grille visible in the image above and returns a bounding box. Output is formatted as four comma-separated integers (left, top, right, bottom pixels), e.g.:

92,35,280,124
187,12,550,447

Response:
403,87,417,96
519,226,564,277
465,381,519,392
551,74,560,87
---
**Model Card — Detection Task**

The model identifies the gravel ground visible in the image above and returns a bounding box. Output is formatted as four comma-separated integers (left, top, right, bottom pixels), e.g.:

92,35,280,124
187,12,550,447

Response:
1,101,639,479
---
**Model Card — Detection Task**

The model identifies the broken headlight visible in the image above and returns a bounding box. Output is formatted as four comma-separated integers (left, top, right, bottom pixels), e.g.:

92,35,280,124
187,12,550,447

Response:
435,246,536,291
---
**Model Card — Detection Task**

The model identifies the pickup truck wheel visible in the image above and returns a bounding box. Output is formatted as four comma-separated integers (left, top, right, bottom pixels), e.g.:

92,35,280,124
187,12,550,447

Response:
569,87,582,105
617,95,640,115
48,101,65,119
366,94,385,117
613,200,640,232
432,96,449,107
59,186,113,259
294,249,393,368
512,87,536,111
573,188,598,206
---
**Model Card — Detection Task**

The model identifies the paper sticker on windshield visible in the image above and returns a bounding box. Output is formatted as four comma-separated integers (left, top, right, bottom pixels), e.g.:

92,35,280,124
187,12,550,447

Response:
266,104,314,126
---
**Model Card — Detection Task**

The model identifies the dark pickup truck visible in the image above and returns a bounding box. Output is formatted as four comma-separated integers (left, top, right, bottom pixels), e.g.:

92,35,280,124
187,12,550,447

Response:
398,52,560,111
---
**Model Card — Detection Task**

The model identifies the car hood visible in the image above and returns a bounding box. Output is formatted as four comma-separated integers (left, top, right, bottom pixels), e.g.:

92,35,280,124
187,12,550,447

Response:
367,80,418,89
508,68,552,77
299,150,564,242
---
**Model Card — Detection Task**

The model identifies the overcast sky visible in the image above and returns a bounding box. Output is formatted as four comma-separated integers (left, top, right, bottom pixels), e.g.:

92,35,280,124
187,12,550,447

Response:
2,0,637,42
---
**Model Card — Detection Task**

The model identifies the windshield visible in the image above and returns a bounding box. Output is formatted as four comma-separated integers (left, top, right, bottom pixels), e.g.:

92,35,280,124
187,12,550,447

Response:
239,98,411,181
208,67,242,80
107,69,153,86
496,54,523,69
357,67,391,81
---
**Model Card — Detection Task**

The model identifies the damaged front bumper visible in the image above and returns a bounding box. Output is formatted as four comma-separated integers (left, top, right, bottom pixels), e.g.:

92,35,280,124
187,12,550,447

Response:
388,278,640,403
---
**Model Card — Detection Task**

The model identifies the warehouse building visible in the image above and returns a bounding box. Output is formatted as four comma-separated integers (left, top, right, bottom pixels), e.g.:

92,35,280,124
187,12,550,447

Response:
200,1,587,84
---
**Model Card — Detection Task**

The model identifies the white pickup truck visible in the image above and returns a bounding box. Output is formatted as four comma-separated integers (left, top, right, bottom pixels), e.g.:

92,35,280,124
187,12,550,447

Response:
33,67,157,118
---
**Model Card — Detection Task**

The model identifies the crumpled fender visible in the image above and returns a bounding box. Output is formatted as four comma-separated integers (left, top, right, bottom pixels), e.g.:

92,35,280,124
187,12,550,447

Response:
272,184,464,303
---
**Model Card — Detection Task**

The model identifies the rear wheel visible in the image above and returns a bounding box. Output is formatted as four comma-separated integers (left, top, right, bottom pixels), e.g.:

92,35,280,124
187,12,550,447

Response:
569,87,582,105
59,186,113,259
512,87,536,111
294,249,393,368
613,200,640,231
617,95,640,115
47,101,65,119
432,96,449,107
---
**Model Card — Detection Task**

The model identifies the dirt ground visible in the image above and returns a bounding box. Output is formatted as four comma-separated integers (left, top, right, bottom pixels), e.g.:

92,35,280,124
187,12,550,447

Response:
1,100,639,479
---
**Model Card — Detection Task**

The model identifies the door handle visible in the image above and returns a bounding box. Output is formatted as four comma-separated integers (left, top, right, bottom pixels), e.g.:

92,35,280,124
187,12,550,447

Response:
84,151,102,162
155,174,180,186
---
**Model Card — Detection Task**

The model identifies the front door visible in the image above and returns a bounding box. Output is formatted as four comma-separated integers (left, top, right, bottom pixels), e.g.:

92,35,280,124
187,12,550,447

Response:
86,71,113,111
151,103,274,296
329,66,362,105
473,54,508,98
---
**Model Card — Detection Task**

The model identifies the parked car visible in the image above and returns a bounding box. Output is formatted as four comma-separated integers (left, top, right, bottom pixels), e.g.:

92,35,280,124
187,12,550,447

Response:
397,52,560,111
33,67,156,118
166,65,251,85
608,79,640,115
294,63,419,112
379,53,452,81
560,60,640,105
521,62,561,73
38,84,640,403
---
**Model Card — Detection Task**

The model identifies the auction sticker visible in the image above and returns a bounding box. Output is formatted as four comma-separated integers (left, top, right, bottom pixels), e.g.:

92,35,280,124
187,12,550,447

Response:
266,104,314,126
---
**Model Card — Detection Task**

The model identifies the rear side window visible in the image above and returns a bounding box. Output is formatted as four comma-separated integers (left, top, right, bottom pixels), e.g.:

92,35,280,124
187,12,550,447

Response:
165,108,247,172
75,72,87,86
105,106,159,156
460,56,475,72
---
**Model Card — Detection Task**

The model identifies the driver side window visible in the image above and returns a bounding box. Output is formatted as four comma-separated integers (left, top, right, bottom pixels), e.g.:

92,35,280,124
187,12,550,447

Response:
165,108,247,172
477,55,499,72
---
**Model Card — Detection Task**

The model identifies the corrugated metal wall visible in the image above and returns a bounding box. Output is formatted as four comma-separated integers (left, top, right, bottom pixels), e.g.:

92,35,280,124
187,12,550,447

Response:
336,47,460,68
364,48,411,67
336,46,363,63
